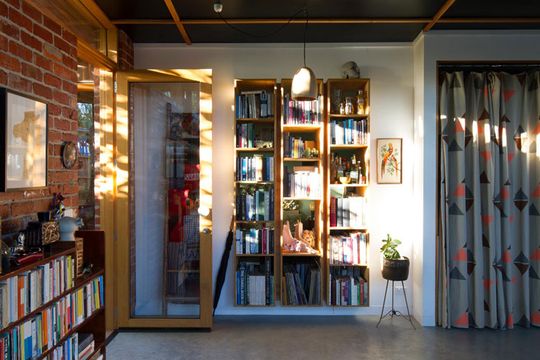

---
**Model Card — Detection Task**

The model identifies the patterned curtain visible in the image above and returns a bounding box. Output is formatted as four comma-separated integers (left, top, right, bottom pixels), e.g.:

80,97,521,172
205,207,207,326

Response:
439,71,540,329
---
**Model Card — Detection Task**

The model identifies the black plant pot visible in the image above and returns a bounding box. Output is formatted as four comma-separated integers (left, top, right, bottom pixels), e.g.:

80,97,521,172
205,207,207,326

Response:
382,257,410,281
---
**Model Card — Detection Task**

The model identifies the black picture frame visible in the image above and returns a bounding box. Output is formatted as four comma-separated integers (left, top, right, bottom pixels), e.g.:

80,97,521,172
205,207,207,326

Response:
0,87,48,191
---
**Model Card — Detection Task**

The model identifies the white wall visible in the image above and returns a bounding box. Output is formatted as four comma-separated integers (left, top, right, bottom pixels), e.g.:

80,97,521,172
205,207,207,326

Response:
135,43,416,315
414,30,540,326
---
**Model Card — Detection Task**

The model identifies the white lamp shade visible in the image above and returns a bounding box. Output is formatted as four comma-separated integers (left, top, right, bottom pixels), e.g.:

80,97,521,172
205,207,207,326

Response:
291,66,317,101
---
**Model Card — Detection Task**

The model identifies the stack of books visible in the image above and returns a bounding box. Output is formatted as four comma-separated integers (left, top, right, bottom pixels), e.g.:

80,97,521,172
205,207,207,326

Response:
284,166,321,198
282,93,323,125
77,333,95,360
236,156,274,182
236,258,274,306
283,134,316,158
330,118,368,145
0,255,75,328
282,261,321,305
329,267,368,306
236,90,274,119
235,227,274,255
329,232,368,265
329,196,367,228
235,187,274,221
0,275,104,359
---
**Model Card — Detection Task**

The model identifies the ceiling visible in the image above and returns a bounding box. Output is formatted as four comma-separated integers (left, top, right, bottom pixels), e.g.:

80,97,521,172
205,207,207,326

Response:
94,0,540,43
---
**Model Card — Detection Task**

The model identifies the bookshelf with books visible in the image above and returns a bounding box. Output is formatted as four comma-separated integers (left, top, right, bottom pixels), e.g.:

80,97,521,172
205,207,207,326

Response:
233,79,278,306
325,79,370,307
279,79,324,306
0,231,107,359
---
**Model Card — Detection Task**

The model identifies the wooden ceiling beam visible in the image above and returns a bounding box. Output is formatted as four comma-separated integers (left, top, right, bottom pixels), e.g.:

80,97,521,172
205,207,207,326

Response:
111,17,540,26
112,18,432,25
423,0,456,32
163,0,192,45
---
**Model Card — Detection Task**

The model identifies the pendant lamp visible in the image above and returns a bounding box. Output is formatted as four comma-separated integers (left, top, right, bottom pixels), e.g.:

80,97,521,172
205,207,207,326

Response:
291,9,317,101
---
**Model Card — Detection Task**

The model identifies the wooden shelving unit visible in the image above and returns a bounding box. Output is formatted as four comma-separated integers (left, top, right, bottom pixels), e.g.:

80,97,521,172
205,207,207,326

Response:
233,79,278,306
325,79,371,307
279,79,325,306
0,231,107,358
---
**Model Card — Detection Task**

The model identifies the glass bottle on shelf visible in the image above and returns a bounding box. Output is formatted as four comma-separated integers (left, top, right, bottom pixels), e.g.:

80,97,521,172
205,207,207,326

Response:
356,90,365,115
345,97,354,115
350,154,359,184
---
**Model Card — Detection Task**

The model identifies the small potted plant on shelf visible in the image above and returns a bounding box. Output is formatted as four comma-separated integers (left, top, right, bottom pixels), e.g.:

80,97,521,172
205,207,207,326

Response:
380,234,409,281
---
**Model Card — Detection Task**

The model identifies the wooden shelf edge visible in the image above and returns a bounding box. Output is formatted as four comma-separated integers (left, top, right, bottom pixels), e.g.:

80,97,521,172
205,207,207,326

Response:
236,254,275,257
0,245,76,282
235,147,275,152
329,113,369,118
329,264,369,267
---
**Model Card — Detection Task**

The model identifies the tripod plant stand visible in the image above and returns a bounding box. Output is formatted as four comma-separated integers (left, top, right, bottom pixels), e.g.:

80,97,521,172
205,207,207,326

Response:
376,279,415,329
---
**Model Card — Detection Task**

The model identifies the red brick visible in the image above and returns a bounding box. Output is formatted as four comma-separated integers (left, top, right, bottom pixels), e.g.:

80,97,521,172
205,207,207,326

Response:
0,204,10,218
43,16,61,35
0,33,7,51
11,202,34,217
63,184,79,195
47,129,63,142
21,31,42,51
53,62,76,82
8,40,32,62
33,82,52,99
22,1,42,23
33,23,52,43
8,73,31,92
54,117,70,131
53,35,71,54
6,0,20,9
8,7,32,32
35,54,52,71
62,80,77,95
44,73,61,88
48,157,63,170
0,69,7,85
22,62,43,81
62,30,76,46
47,103,61,116
62,54,77,70
1,218,22,234
53,89,69,106
0,19,20,40
0,53,21,71
0,2,7,17
32,199,51,213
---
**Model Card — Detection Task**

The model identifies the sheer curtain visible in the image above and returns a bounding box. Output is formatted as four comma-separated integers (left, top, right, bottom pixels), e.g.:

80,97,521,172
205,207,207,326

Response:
438,71,540,329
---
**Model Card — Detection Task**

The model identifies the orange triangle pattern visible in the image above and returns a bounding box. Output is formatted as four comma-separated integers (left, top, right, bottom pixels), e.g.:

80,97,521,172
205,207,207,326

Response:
455,119,465,133
482,215,494,225
506,313,514,327
454,248,468,261
502,250,512,263
480,151,491,161
532,184,540,198
483,278,495,289
532,311,540,325
454,312,469,327
503,89,515,102
530,249,540,261
454,184,466,197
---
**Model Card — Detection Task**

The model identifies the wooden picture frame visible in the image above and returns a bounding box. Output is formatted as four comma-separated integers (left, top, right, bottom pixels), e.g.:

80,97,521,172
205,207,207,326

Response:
376,138,402,184
0,87,48,191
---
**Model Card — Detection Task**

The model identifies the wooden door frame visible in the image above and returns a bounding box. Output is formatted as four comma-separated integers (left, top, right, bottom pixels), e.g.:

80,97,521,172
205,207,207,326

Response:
115,69,213,328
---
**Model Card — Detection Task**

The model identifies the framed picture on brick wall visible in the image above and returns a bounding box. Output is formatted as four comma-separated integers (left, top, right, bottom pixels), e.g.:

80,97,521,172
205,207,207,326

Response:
0,87,48,191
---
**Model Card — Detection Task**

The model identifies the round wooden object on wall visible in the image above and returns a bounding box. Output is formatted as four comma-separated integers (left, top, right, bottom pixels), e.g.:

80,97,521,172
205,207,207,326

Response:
62,141,78,169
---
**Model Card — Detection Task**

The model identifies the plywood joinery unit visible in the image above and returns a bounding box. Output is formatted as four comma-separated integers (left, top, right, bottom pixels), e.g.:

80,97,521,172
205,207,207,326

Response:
279,79,325,307
233,80,278,306
325,79,370,307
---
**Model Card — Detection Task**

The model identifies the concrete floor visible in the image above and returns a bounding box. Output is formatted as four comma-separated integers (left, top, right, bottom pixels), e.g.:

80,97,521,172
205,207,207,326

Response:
107,316,539,360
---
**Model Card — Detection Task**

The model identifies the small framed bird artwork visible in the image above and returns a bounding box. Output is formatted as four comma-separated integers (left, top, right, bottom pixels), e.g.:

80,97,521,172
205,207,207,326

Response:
376,138,402,184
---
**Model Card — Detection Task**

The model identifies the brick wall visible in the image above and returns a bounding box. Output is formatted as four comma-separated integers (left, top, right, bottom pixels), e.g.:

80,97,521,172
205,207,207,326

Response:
117,29,133,71
0,0,79,240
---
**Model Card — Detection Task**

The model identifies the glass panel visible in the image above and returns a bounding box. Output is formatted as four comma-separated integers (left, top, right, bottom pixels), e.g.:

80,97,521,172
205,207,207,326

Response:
130,82,201,318
77,60,96,229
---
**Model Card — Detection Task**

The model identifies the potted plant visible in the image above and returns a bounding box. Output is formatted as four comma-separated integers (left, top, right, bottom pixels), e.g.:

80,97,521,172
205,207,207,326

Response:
380,234,409,281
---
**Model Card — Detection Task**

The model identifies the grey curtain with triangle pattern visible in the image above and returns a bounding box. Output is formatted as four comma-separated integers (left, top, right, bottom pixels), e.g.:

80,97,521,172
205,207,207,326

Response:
439,71,540,329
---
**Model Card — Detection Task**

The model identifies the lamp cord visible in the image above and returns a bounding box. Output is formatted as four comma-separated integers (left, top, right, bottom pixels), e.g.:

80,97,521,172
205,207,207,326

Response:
217,6,307,39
